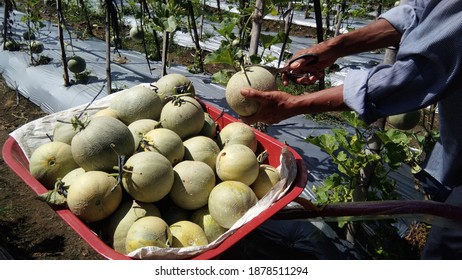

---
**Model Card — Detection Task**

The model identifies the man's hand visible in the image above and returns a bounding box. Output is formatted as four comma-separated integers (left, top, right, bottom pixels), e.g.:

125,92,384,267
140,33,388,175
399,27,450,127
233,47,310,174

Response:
239,88,297,125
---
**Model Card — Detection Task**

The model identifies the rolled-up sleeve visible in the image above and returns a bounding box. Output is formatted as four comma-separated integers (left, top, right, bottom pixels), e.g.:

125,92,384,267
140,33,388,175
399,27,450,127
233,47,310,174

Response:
343,0,461,124
343,56,443,124
379,1,424,35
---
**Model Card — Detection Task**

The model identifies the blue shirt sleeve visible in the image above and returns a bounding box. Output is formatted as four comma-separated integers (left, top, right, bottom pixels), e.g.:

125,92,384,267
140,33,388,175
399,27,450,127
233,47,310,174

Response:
343,0,462,124
378,0,428,35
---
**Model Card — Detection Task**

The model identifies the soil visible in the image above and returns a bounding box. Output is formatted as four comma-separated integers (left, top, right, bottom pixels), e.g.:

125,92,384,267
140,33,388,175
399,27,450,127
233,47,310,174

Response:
0,79,105,259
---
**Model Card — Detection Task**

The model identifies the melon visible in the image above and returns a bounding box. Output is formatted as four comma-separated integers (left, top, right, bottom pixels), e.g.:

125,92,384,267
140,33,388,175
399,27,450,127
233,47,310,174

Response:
208,181,258,229
159,96,205,140
23,31,36,40
215,143,259,186
154,73,195,105
169,220,208,248
125,216,172,253
66,170,122,223
127,119,160,151
169,160,216,210
250,164,281,199
141,128,184,166
53,121,77,145
92,108,120,119
217,121,258,152
387,110,422,130
190,207,227,243
67,56,86,73
71,116,136,172
4,40,19,51
60,167,86,188
29,141,80,189
122,151,174,203
30,40,44,54
183,135,221,170
109,85,163,125
200,112,217,138
225,66,277,117
104,200,161,254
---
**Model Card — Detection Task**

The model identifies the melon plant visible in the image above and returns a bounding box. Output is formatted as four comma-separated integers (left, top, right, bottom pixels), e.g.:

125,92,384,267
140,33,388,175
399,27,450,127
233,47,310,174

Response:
250,164,281,199
66,170,122,223
121,151,174,203
159,96,205,140
125,216,172,253
154,73,195,105
387,110,422,130
169,160,216,210
215,143,260,186
104,200,161,254
183,135,221,170
190,207,227,243
109,85,163,125
169,220,208,248
208,180,258,229
67,56,86,73
217,121,257,152
225,66,277,117
29,141,80,189
71,116,135,171
141,128,185,166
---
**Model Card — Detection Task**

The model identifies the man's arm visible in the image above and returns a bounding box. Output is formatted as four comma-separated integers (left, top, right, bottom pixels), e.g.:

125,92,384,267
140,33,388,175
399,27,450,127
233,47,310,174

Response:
285,18,402,85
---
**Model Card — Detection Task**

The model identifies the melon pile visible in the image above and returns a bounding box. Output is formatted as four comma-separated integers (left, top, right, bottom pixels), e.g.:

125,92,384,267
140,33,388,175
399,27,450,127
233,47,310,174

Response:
28,73,282,256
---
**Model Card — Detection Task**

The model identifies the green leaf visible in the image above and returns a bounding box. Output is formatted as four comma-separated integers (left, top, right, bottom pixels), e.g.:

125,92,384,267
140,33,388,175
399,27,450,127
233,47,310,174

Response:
306,134,338,155
259,32,291,50
164,16,178,32
210,69,235,85
382,142,407,169
204,47,235,65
